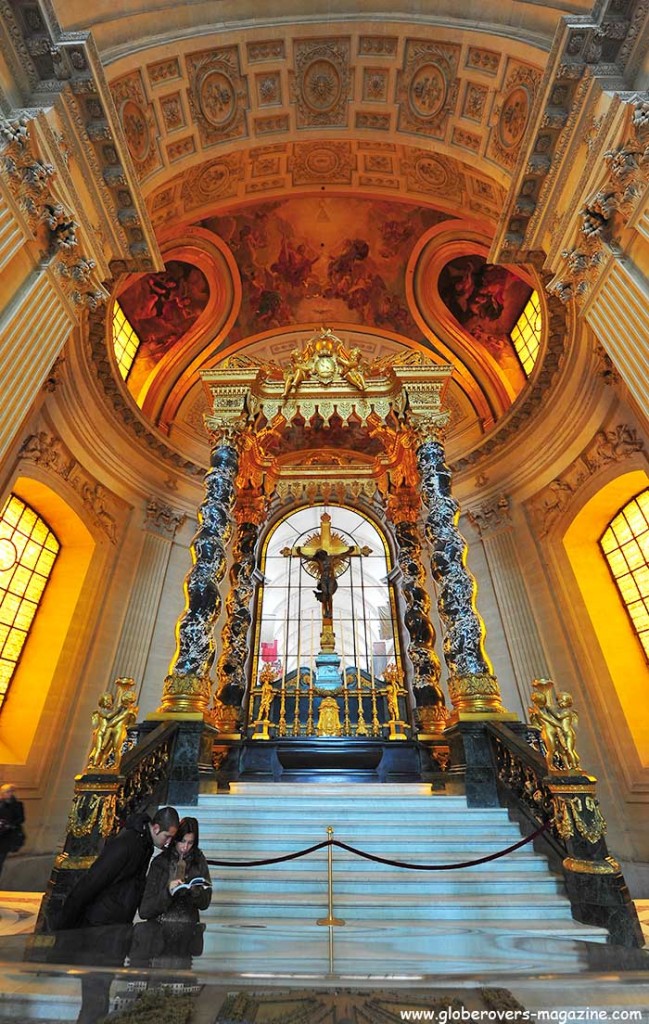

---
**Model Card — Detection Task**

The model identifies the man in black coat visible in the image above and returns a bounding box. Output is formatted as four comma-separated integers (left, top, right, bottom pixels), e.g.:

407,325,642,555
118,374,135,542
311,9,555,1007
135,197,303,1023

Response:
0,784,25,881
54,806,180,1024
57,806,180,934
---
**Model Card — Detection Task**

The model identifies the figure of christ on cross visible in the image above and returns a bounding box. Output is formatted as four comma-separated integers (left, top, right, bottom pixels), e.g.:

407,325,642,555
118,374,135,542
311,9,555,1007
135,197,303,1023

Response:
281,513,371,651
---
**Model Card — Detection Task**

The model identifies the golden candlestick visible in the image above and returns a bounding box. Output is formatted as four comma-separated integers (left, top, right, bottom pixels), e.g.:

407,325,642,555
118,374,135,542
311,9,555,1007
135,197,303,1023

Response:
369,625,380,737
340,616,351,736
353,615,368,737
307,616,315,736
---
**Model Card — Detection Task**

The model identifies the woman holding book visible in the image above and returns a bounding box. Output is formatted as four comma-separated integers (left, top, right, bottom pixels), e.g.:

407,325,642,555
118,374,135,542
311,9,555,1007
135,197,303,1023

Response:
130,816,212,965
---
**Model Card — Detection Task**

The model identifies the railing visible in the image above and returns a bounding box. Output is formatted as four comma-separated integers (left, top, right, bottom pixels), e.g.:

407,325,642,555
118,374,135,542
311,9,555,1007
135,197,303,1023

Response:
483,720,644,947
34,721,180,937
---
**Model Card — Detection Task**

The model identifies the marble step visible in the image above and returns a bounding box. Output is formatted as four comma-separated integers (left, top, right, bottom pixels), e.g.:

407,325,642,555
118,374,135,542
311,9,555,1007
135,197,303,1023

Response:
202,850,552,871
205,871,564,895
202,891,585,921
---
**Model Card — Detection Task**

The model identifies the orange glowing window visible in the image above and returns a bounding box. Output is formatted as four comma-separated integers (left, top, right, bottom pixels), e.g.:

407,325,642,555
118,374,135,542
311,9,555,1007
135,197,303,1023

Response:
112,302,141,380
600,489,649,661
510,291,541,377
0,495,60,711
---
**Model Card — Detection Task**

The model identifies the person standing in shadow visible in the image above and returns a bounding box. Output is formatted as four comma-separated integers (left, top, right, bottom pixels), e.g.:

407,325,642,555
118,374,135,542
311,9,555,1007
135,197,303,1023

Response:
130,816,212,968
0,784,25,883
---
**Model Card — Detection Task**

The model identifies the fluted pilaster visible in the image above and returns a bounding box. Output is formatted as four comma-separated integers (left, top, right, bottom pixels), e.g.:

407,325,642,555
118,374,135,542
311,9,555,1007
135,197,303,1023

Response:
587,260,649,414
109,501,186,690
468,497,549,714
0,273,72,460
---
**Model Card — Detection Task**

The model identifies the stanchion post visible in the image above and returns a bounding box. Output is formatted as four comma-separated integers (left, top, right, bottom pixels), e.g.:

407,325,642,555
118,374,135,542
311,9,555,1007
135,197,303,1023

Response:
316,826,345,927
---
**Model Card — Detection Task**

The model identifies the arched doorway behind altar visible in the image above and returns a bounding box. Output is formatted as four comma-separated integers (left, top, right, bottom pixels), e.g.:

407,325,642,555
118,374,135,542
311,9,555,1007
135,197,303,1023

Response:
248,504,408,743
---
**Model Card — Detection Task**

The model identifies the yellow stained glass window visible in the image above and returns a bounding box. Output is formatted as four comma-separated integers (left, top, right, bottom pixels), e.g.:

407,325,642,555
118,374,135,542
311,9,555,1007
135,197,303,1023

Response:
510,290,541,377
0,495,60,711
112,301,141,381
600,489,649,661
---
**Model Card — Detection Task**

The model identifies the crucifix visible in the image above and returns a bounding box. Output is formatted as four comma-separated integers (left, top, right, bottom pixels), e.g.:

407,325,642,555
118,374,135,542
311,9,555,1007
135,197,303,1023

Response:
281,513,370,654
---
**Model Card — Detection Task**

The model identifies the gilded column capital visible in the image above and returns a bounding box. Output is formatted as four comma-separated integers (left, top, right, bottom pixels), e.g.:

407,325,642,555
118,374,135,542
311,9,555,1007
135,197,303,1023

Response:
409,412,451,449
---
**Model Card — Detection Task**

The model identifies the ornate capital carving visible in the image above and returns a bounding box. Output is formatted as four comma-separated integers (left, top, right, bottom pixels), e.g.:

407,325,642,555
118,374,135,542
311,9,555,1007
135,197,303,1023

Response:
144,500,186,538
467,496,511,537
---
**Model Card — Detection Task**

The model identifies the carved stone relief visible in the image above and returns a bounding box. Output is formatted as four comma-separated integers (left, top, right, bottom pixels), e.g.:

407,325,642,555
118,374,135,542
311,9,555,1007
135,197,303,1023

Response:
396,40,461,139
256,72,282,107
186,46,249,147
144,499,186,537
179,152,244,209
160,93,186,133
291,38,352,128
488,61,541,171
467,495,512,537
110,71,161,180
401,149,465,202
19,430,122,543
247,40,286,63
147,58,181,87
359,36,398,57
290,141,355,185
362,68,389,103
527,424,644,535
466,47,501,76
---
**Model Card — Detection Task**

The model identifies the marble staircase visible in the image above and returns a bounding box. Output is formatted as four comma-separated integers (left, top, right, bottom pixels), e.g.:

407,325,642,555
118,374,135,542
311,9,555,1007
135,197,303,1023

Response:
175,782,610,970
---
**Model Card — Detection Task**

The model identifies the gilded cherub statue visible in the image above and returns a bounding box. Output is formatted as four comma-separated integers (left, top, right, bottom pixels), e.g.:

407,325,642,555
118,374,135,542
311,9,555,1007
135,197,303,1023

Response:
87,691,115,769
85,678,138,772
555,691,581,770
529,679,582,772
383,662,405,722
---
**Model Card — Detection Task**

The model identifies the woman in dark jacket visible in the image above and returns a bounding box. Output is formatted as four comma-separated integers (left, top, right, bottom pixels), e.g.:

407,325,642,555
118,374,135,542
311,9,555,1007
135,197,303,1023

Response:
130,816,211,965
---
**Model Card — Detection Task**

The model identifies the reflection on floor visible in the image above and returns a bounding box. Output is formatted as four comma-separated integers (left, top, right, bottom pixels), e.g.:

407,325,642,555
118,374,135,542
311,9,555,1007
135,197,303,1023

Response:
0,892,646,1022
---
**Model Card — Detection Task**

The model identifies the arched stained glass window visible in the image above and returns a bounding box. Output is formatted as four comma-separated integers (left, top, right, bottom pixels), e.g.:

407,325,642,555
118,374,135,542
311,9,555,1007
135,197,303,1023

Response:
600,489,649,661
510,290,541,377
112,301,141,380
0,494,60,711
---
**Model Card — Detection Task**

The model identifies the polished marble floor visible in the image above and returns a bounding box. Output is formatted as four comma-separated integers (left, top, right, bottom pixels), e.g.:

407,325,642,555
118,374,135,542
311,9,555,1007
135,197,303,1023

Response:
0,892,646,1021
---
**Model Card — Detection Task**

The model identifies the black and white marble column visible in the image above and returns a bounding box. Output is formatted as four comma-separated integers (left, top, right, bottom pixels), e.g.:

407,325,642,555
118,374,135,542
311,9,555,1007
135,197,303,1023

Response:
159,438,238,716
417,436,508,716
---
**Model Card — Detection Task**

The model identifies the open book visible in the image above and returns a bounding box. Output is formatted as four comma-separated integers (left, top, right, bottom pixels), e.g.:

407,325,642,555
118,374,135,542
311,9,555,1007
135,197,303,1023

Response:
171,877,212,895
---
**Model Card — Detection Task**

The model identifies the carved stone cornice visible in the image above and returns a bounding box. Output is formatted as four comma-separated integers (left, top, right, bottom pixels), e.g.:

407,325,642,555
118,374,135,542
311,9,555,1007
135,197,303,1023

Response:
0,0,160,275
86,306,204,479
144,500,186,538
527,423,644,536
547,94,649,307
467,495,512,537
491,2,649,266
18,428,123,542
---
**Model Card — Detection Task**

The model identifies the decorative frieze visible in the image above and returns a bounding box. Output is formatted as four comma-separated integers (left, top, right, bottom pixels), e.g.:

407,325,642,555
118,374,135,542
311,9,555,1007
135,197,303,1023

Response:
19,429,121,542
527,424,644,535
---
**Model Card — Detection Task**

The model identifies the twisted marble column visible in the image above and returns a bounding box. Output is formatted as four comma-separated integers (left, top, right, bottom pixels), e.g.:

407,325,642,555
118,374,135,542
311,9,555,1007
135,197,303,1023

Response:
159,439,239,715
210,495,265,732
388,493,449,734
417,437,508,716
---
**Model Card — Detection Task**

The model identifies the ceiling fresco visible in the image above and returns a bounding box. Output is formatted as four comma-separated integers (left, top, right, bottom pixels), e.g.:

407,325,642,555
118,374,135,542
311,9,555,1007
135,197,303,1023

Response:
201,196,449,342
438,255,530,390
119,260,210,396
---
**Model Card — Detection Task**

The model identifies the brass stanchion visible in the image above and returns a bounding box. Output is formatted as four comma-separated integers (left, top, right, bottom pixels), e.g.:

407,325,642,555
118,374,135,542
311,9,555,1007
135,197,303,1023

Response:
316,826,345,927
